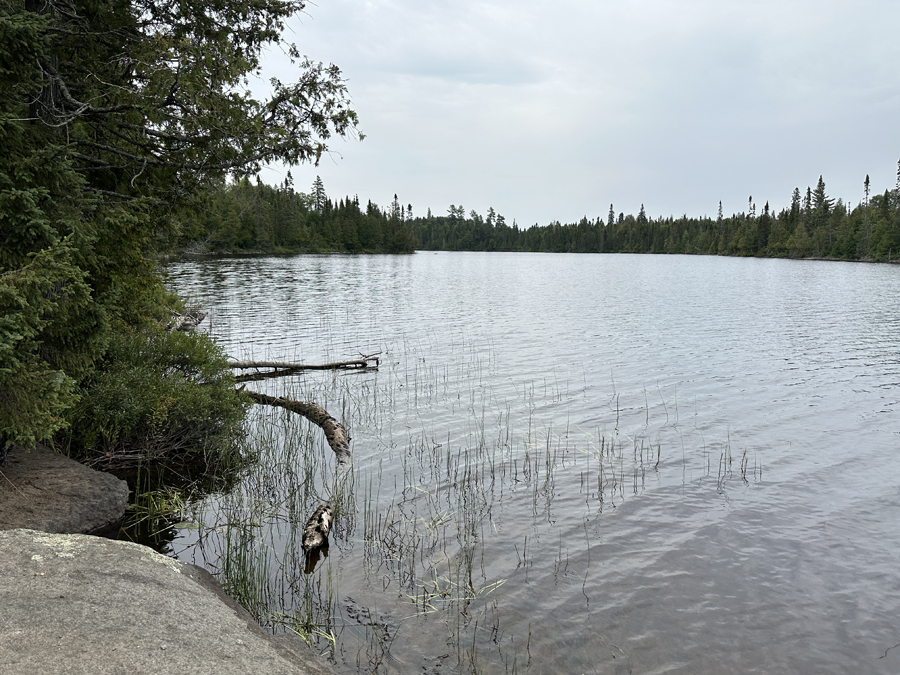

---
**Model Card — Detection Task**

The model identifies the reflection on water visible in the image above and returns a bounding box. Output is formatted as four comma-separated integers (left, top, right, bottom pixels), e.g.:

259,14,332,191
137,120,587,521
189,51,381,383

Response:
166,252,900,673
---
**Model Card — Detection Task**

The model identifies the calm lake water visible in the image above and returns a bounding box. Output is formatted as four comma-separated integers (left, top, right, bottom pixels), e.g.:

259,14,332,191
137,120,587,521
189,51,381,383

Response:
165,252,900,674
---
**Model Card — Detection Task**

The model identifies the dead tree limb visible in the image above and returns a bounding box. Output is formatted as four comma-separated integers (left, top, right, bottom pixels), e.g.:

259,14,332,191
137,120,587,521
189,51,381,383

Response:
230,355,379,382
166,308,208,332
245,390,350,551
228,355,379,371
233,368,304,384
244,391,350,469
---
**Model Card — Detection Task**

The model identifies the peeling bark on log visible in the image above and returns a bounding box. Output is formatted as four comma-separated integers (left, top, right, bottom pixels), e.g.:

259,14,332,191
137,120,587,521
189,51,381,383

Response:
245,390,350,552
166,308,208,332
244,391,351,470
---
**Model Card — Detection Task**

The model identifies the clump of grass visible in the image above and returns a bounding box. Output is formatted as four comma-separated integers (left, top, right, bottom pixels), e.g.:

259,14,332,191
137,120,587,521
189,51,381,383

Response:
126,486,189,534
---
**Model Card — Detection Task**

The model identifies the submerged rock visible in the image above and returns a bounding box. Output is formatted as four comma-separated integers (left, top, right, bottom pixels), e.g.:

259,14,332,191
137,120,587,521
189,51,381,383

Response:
0,444,128,534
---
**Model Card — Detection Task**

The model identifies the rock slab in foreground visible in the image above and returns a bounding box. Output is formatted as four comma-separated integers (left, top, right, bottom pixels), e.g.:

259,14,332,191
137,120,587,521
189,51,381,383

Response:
0,529,334,675
0,445,128,533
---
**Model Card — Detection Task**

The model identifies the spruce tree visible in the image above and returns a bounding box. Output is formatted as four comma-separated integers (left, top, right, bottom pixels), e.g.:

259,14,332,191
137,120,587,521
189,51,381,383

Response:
312,176,327,212
864,174,872,255
813,176,834,214
789,188,801,224
895,160,900,198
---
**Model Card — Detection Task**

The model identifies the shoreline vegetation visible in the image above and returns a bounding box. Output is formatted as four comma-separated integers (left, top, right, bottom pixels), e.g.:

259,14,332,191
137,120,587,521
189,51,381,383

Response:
165,170,900,263
1,0,360,473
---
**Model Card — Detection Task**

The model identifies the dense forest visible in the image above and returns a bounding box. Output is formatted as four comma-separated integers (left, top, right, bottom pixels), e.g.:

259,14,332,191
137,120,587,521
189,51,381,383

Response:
417,172,900,260
167,175,416,253
178,170,900,262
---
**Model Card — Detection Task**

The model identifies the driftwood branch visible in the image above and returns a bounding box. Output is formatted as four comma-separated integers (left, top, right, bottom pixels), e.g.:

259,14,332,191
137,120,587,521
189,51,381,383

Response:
244,391,351,468
230,355,379,383
245,390,351,551
166,308,208,332
228,355,379,371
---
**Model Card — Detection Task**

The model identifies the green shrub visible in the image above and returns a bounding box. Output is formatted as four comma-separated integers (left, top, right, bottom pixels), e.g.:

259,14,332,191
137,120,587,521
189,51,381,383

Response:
62,326,248,468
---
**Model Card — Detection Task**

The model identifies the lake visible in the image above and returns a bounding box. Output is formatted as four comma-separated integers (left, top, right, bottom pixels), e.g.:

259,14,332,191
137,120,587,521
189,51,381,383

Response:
164,251,900,674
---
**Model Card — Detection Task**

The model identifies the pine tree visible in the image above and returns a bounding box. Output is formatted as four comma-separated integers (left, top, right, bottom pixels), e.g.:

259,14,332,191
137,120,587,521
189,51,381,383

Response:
803,187,813,222
895,160,900,199
893,159,900,220
1,7,107,447
757,202,771,253
812,176,834,214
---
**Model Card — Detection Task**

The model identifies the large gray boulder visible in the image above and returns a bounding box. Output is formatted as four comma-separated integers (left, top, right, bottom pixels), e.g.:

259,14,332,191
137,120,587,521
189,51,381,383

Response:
0,529,334,674
0,444,128,533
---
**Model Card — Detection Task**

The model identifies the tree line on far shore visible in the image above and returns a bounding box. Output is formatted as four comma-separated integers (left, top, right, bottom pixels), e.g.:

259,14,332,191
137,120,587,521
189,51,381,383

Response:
166,175,417,254
417,172,900,261
174,168,900,262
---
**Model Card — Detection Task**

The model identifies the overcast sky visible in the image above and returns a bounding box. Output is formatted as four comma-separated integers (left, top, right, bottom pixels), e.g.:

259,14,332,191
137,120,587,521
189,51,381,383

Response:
259,0,900,226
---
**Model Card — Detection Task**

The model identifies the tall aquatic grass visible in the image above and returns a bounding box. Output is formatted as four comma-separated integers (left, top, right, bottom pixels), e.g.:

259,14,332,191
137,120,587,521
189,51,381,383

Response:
168,334,762,672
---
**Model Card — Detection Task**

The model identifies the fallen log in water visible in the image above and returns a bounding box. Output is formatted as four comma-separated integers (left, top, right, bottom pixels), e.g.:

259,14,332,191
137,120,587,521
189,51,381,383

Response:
230,355,380,383
166,308,208,332
228,355,379,371
302,504,334,554
244,390,350,551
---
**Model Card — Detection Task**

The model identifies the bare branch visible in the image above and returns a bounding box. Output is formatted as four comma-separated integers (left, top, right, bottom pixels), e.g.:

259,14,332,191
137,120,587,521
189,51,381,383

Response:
246,389,351,550
228,355,379,371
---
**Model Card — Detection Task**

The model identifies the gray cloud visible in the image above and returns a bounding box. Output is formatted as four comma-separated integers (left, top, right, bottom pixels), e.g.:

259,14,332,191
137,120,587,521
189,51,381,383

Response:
261,0,900,225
